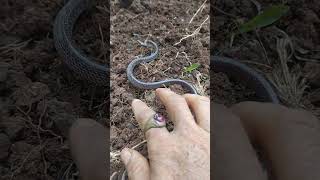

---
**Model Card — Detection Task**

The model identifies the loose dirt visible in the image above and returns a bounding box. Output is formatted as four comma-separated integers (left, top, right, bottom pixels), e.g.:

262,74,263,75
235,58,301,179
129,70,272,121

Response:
0,0,108,179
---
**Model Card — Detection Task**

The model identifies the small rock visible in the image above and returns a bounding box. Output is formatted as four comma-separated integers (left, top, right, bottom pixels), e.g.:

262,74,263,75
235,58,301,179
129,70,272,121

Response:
0,62,10,82
0,133,11,161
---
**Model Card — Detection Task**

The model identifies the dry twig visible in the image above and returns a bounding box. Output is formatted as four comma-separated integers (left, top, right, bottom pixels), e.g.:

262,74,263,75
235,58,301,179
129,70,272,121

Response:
175,15,209,46
188,0,207,25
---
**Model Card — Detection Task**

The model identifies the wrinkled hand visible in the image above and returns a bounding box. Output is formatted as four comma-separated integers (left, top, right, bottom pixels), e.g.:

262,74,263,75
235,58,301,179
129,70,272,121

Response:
121,88,210,180
68,88,320,180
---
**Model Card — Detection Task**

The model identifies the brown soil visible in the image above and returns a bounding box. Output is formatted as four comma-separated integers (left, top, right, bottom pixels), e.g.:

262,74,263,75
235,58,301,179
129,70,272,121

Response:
0,0,108,179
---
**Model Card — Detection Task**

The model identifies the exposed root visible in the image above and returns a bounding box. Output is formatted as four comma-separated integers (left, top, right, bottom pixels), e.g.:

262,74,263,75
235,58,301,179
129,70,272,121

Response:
16,106,63,144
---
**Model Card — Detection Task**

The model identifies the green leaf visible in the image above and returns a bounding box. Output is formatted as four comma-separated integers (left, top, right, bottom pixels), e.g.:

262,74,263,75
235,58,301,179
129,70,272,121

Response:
238,4,289,34
184,63,200,73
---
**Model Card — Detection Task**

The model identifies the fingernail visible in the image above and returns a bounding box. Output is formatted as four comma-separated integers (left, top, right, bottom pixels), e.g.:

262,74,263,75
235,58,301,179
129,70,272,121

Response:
121,148,132,165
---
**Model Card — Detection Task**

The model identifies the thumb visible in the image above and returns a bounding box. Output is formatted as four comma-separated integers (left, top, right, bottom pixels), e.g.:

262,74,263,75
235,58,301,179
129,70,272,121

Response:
121,148,150,180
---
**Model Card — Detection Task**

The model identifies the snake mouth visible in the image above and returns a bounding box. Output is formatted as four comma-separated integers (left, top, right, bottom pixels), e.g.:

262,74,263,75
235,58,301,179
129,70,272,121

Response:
211,56,280,104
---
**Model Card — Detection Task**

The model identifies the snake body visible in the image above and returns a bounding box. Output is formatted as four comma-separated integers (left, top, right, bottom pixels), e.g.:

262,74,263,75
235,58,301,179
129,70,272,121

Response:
127,40,279,103
53,0,108,86
53,0,279,104
126,40,198,94
213,56,279,103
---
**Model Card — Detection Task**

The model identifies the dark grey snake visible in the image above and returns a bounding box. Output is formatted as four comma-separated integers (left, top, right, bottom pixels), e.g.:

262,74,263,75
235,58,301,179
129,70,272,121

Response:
127,40,198,94
53,0,108,86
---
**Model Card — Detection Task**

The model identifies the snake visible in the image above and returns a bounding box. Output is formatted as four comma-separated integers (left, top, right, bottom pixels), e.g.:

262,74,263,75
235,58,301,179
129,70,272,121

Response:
127,40,198,94
127,40,279,103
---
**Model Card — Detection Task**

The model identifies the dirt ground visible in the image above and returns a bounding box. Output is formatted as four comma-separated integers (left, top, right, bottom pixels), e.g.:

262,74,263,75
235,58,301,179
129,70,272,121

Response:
0,0,319,179
0,0,109,179
110,0,210,174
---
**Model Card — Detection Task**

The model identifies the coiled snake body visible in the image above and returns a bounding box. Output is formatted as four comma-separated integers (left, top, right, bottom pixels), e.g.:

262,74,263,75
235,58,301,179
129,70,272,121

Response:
127,40,198,94
53,0,279,103
54,0,108,86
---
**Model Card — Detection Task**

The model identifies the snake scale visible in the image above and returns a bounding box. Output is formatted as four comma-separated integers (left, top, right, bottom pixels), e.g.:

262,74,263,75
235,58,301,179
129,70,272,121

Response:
53,0,279,102
53,0,108,86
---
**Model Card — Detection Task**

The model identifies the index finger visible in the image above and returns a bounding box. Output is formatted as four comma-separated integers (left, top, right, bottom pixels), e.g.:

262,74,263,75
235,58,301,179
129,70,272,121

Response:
131,99,169,140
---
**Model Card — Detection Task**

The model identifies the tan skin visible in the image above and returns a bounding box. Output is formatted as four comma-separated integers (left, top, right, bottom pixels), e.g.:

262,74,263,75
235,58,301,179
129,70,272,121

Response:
121,88,210,180
68,88,320,180
121,88,320,180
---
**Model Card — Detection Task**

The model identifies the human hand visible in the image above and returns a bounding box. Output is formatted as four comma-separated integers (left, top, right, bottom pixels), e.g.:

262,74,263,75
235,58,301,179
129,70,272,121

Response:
213,101,320,180
120,88,210,180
